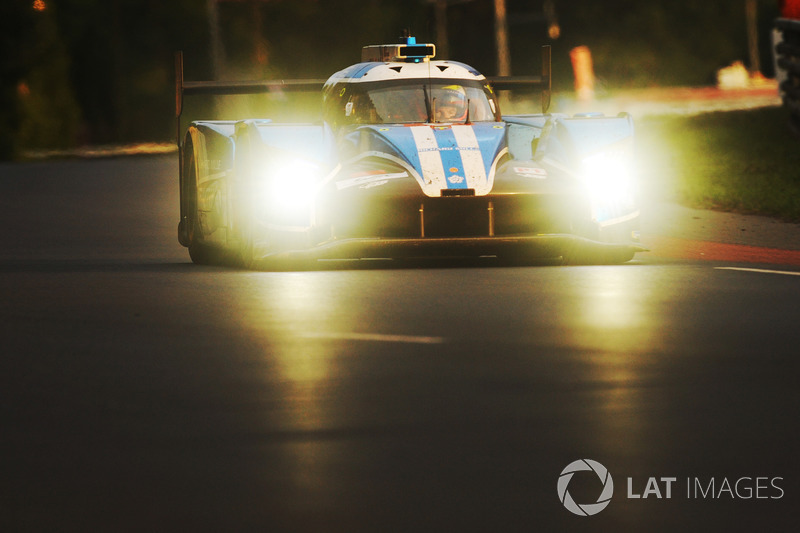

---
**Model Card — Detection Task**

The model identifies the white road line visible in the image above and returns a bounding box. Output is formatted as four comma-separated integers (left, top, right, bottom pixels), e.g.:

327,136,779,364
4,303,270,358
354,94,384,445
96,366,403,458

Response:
714,267,800,277
302,332,446,344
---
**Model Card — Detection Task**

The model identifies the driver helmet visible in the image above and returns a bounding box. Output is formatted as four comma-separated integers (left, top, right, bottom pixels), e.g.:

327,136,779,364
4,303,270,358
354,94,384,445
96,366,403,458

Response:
437,85,467,122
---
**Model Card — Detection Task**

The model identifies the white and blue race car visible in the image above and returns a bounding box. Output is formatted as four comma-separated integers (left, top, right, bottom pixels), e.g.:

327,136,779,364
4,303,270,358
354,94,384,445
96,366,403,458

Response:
176,36,644,268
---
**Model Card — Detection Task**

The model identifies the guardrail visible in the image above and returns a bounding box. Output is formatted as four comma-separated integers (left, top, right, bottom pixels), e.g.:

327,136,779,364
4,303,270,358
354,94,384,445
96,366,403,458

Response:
774,18,800,133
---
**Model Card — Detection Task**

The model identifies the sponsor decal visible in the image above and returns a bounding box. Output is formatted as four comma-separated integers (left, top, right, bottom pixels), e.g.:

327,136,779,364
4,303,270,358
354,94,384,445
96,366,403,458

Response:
336,171,408,190
361,180,388,189
514,166,547,178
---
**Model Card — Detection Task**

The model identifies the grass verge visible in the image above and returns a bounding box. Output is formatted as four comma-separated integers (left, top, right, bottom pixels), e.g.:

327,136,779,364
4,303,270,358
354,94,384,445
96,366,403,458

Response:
636,107,800,222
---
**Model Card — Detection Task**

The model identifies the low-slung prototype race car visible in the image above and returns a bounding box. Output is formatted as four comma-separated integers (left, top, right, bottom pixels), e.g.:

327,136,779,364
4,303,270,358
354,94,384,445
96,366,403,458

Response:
175,36,645,268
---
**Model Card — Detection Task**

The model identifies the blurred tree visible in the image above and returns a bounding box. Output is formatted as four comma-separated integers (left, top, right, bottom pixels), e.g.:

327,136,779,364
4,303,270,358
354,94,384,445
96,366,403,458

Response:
0,0,784,159
545,0,779,89
221,0,430,78
0,2,35,158
55,0,209,144
0,1,80,157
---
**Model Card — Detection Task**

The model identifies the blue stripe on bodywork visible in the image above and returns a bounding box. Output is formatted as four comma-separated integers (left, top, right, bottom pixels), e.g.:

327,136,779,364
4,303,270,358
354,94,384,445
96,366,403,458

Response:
356,123,507,192
469,123,506,177
431,127,467,189
378,127,422,175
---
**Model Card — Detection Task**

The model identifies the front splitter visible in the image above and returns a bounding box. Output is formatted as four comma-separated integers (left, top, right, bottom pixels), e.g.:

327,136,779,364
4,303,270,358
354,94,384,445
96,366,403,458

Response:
255,234,648,267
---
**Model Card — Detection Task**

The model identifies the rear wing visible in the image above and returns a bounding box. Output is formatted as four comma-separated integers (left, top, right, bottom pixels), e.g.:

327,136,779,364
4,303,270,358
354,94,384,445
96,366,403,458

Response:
175,45,551,185
174,51,327,199
175,45,552,136
486,45,552,114
174,51,326,147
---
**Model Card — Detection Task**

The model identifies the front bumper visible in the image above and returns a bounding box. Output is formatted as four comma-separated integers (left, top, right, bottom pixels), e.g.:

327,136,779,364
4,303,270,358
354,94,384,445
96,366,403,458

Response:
323,191,581,240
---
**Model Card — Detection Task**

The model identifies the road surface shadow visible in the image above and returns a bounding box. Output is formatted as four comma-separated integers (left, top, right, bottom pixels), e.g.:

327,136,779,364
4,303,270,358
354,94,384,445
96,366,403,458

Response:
0,260,213,274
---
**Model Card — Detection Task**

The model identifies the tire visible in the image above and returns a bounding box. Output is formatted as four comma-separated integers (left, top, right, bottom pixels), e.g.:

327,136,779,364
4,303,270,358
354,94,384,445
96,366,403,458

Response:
184,141,226,266
231,125,272,270
232,185,275,270
235,217,260,269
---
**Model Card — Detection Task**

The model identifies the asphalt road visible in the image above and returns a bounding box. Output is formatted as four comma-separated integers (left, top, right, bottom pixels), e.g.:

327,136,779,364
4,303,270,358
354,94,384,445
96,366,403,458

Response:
1,155,799,532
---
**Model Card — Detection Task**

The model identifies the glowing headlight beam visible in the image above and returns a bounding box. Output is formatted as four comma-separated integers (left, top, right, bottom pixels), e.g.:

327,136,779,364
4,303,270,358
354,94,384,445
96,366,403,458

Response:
270,161,318,211
252,159,320,219
581,151,634,206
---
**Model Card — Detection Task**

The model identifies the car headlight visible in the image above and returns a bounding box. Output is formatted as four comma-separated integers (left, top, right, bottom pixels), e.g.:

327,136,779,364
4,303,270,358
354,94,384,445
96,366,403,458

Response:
252,159,320,223
581,150,635,207
268,160,318,214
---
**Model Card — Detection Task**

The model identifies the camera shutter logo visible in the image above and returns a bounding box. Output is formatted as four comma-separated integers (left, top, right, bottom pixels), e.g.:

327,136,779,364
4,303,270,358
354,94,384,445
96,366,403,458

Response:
557,459,614,516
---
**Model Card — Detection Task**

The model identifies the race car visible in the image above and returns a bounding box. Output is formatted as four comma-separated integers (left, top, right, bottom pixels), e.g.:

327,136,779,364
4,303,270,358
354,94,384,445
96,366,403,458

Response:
175,36,645,268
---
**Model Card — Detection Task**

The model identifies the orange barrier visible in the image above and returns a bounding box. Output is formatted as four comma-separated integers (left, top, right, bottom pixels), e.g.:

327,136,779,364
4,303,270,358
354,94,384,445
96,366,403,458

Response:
570,46,595,102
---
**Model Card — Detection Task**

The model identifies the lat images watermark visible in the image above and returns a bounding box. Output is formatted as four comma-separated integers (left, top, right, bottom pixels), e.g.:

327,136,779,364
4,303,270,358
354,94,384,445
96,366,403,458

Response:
557,459,614,516
557,460,785,517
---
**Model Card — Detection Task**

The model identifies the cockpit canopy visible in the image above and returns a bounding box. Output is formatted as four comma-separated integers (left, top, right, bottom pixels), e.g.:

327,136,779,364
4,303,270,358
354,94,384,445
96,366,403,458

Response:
324,78,500,129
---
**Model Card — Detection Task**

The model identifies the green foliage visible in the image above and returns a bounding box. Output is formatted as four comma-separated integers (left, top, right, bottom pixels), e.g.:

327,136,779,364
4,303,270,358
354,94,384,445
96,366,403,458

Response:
638,108,800,221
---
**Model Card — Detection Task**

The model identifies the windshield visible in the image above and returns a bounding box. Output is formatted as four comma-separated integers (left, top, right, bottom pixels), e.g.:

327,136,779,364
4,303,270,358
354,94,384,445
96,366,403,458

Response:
327,79,499,128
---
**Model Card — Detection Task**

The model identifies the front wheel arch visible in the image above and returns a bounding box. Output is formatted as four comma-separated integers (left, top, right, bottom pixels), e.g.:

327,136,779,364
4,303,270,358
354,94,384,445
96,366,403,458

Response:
182,132,228,265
